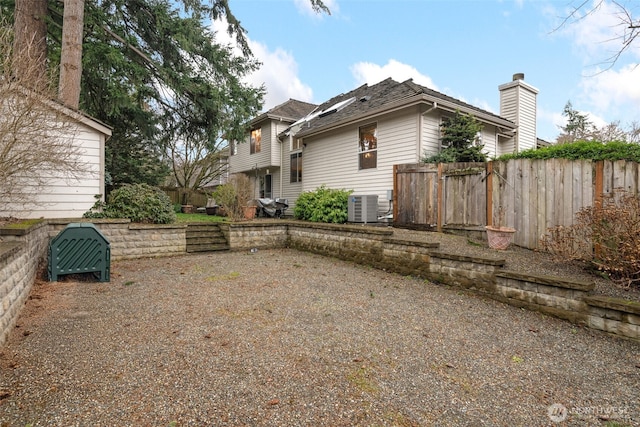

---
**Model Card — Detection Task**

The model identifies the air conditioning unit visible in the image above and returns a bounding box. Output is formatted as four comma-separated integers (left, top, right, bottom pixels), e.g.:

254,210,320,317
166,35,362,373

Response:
348,195,378,223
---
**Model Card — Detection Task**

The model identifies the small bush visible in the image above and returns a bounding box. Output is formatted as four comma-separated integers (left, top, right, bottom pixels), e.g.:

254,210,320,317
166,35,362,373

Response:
294,185,352,223
540,191,640,289
210,173,254,221
83,184,175,224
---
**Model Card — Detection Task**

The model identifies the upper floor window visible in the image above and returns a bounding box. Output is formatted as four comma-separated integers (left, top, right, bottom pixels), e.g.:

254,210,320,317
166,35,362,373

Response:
358,123,377,170
291,138,303,151
250,128,261,154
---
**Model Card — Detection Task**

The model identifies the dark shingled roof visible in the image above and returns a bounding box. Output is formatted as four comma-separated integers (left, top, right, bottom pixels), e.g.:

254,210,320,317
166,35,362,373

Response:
291,78,514,138
251,99,318,126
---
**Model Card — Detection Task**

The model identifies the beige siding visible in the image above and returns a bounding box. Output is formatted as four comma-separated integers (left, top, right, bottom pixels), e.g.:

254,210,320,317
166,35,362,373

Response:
481,126,498,157
517,89,537,151
302,110,421,215
230,121,280,174
499,79,538,154
420,109,441,158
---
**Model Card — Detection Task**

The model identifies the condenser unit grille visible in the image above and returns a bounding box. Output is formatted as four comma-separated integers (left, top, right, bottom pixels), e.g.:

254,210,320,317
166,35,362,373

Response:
348,195,378,223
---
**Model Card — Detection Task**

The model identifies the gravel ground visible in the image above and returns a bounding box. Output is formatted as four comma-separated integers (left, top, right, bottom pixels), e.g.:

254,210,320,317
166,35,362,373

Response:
1,248,639,427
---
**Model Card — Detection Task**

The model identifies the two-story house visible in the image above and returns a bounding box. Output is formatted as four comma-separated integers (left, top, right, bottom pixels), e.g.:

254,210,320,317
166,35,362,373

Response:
229,73,538,216
228,99,317,205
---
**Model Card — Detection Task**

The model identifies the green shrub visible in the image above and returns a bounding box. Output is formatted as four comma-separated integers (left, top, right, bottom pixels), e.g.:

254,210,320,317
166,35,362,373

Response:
422,109,487,163
83,184,175,224
496,140,640,162
294,185,352,223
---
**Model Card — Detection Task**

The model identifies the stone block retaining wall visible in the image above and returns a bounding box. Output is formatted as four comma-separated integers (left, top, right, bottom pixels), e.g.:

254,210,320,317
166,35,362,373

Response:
0,222,50,346
1,220,638,346
48,220,187,260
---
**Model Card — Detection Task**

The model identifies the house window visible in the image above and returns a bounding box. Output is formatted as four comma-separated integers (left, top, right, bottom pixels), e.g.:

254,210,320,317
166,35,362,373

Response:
250,128,261,154
358,123,377,170
290,152,302,183
291,138,303,151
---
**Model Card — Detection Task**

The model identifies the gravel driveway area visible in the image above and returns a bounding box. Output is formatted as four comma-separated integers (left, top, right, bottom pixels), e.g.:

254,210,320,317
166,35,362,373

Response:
1,248,638,426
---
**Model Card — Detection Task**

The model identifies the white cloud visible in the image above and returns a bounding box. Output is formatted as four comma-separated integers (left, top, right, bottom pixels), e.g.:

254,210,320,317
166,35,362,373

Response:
350,59,438,90
579,64,640,116
246,40,314,110
212,18,314,111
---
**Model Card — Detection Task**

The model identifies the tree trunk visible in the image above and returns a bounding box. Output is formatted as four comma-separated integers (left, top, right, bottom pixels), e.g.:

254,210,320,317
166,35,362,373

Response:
13,0,48,80
58,0,85,109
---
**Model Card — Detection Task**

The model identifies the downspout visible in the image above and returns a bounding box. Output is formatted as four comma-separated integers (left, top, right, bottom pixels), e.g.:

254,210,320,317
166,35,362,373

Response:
279,135,287,198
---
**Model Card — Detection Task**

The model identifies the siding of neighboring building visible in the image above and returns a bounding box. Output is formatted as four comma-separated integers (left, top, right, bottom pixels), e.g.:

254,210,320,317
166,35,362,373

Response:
0,125,107,219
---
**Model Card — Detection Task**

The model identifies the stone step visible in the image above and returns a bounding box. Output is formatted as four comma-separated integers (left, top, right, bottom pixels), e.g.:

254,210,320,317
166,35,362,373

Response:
187,243,230,253
186,236,227,245
185,223,229,253
186,224,223,232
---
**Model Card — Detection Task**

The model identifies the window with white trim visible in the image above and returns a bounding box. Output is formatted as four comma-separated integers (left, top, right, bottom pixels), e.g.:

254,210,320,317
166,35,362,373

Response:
291,138,303,151
358,123,377,170
290,152,302,183
250,128,261,154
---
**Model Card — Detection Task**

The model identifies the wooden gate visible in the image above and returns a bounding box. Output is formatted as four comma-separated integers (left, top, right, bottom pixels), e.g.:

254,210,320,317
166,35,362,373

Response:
393,163,438,227
393,162,487,230
441,164,487,227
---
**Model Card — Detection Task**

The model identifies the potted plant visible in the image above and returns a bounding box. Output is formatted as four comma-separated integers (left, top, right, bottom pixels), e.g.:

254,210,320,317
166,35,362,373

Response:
486,206,515,250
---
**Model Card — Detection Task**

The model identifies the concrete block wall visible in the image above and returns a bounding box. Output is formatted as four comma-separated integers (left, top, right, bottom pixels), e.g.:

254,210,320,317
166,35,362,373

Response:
48,220,187,260
224,222,289,250
0,222,49,345
585,295,640,340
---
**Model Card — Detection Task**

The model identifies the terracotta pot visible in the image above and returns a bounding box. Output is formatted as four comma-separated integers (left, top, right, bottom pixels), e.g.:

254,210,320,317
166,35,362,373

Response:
243,205,257,220
486,225,516,250
181,204,194,214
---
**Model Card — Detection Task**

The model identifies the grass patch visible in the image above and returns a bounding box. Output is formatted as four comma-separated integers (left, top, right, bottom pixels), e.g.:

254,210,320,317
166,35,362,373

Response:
2,218,44,229
347,365,379,394
174,213,227,224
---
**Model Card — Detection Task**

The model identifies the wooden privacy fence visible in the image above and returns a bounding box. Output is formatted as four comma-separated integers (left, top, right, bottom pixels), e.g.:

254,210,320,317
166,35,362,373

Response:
393,159,640,249
161,187,209,207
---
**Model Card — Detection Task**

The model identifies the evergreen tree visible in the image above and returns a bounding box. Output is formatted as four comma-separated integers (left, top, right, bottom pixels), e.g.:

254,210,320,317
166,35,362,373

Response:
2,0,328,193
423,110,486,163
557,101,593,143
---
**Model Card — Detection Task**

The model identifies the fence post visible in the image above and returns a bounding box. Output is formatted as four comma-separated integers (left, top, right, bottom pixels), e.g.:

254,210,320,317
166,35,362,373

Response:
437,163,443,232
594,160,604,258
393,164,398,224
486,161,493,227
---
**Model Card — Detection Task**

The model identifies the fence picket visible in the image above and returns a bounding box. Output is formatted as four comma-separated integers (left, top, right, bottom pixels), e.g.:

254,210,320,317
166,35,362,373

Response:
394,159,640,250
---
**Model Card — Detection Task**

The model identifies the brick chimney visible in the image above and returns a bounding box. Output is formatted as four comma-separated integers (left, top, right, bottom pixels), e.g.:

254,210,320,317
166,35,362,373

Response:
499,73,539,154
